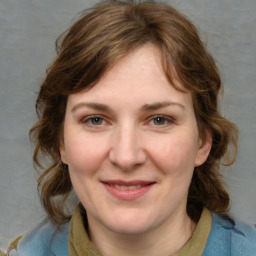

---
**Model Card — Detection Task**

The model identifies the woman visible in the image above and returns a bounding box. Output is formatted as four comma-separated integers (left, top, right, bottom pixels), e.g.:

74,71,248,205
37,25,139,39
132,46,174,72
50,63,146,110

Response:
5,1,256,255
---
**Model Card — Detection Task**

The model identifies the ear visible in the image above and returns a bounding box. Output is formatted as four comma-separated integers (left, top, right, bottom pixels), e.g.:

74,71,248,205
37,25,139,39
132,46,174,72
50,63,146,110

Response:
59,141,68,165
195,128,212,167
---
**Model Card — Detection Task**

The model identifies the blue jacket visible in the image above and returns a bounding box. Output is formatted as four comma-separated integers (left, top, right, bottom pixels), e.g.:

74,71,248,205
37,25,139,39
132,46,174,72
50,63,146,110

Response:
202,214,256,255
10,213,256,256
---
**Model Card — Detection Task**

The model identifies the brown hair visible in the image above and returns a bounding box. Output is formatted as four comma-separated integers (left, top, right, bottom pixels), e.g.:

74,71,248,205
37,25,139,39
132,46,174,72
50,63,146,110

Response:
30,0,238,224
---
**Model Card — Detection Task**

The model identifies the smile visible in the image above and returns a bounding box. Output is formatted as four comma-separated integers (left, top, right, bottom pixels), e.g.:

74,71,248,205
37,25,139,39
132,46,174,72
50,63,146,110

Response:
109,184,146,190
101,180,155,200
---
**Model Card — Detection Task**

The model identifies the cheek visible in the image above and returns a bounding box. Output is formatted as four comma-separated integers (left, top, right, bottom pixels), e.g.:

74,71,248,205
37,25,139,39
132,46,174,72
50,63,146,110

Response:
64,134,108,176
148,135,198,174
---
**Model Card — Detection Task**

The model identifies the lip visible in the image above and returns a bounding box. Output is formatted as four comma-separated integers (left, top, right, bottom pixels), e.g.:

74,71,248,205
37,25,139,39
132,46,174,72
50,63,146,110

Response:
101,180,156,200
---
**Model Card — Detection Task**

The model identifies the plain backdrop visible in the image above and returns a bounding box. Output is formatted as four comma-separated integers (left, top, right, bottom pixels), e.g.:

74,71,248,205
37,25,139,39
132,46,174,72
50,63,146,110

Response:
1,0,256,250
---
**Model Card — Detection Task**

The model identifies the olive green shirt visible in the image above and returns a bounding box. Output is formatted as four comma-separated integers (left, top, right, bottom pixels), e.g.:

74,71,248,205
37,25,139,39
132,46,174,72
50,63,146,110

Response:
69,207,212,256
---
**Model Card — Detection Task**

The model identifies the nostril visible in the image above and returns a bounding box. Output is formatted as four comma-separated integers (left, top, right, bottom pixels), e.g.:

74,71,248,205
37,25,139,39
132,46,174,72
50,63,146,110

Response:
109,150,146,170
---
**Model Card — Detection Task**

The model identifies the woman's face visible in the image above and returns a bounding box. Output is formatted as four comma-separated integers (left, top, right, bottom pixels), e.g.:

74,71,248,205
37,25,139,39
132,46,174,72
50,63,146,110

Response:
60,44,211,236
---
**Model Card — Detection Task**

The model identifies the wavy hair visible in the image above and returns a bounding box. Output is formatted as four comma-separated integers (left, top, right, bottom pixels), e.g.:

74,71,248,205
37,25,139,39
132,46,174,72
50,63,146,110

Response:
30,0,239,224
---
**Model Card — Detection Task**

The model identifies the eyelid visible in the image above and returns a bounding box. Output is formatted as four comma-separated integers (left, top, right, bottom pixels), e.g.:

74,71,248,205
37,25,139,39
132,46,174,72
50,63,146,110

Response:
81,114,110,126
146,114,176,126
80,114,175,128
81,114,100,121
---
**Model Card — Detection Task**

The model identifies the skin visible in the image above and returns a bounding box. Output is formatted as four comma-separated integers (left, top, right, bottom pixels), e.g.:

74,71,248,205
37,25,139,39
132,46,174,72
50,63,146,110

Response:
60,44,212,256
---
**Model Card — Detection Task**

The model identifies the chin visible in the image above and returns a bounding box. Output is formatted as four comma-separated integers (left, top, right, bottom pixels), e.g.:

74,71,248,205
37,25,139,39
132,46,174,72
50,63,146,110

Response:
109,222,152,236
103,211,157,235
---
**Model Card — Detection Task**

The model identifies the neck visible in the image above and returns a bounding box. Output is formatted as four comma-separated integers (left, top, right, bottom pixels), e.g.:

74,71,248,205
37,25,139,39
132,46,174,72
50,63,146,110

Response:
88,212,196,256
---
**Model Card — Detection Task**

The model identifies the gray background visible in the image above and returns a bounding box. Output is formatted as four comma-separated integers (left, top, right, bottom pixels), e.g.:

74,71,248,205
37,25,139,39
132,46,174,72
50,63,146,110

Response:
1,0,256,250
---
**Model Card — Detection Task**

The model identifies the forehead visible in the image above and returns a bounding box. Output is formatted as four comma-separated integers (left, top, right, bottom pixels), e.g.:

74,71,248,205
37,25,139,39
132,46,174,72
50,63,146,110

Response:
67,44,192,110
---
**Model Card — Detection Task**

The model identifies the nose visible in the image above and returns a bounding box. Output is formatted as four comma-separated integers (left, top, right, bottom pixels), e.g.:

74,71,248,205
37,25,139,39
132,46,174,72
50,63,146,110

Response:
109,124,147,171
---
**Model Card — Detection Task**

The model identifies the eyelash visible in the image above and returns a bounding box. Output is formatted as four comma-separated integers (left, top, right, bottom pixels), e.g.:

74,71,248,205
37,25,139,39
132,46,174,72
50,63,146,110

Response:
80,114,175,129
81,115,108,126
147,115,175,127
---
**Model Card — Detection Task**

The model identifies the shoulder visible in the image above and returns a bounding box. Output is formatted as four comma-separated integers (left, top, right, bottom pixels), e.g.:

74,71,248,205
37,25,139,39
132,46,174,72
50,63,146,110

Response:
8,220,69,256
203,212,256,256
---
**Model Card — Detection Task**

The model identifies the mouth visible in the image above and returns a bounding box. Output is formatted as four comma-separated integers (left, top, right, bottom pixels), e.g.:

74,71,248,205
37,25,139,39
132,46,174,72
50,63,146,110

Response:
101,180,156,200
108,184,147,190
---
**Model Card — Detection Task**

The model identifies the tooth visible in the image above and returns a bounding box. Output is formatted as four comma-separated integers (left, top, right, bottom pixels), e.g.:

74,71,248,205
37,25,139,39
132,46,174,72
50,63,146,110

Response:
114,185,124,190
121,185,141,190
129,185,138,189
111,184,146,190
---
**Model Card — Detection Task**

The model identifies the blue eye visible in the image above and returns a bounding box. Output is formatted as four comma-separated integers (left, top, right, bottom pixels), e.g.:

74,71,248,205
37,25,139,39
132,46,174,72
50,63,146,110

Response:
82,116,106,126
148,115,175,128
152,117,167,125
90,117,104,125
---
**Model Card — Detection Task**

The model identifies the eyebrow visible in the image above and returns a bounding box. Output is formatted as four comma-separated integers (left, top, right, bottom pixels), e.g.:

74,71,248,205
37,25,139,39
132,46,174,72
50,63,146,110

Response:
141,101,185,111
71,102,113,113
71,101,185,113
